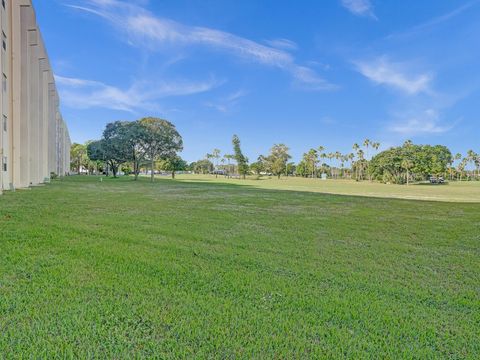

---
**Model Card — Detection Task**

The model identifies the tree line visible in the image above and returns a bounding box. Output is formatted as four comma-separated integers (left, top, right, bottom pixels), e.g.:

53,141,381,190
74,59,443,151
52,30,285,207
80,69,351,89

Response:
71,119,480,184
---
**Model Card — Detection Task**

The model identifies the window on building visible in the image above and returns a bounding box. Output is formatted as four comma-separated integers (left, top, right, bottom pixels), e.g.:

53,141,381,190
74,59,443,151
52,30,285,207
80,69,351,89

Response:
2,157,6,172
2,115,6,131
2,73,6,92
1,0,4,10
2,32,6,51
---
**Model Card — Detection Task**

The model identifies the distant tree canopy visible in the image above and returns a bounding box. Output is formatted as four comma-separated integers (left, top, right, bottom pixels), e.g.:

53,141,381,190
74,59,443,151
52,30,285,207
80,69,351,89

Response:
158,156,188,179
251,145,292,179
250,155,268,175
267,144,291,179
87,117,183,180
77,128,477,184
139,117,183,182
70,143,88,173
369,143,453,184
190,159,214,174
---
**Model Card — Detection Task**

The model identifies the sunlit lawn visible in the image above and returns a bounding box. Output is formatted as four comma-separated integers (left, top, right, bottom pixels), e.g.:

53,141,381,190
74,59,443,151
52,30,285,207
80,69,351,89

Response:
172,173,480,203
0,176,479,358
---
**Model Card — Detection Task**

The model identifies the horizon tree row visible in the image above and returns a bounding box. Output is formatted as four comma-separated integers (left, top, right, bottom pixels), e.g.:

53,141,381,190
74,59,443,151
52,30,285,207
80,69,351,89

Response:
195,139,479,184
71,127,480,184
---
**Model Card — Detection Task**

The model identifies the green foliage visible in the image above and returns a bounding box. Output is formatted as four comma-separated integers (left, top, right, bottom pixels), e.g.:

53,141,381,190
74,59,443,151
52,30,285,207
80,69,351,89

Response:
295,160,310,177
370,143,453,184
266,144,291,179
86,118,183,180
232,134,249,178
250,157,266,175
300,149,318,177
191,159,214,174
285,162,296,176
120,164,133,175
158,156,188,178
138,117,183,182
101,122,135,177
70,143,88,173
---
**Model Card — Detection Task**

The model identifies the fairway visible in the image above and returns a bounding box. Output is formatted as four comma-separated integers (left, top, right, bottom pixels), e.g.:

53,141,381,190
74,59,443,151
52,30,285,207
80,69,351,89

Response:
172,174,480,203
1,176,479,358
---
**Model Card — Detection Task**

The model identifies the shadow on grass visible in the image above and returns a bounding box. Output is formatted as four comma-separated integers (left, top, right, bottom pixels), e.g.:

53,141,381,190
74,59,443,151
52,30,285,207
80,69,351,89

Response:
413,182,449,186
60,175,479,205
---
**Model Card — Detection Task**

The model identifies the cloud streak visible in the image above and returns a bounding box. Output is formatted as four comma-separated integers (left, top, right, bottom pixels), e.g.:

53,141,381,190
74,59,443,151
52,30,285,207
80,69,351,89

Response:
204,89,247,113
55,74,220,112
386,0,480,39
389,109,453,136
264,38,298,51
354,56,432,95
341,0,377,19
68,0,335,91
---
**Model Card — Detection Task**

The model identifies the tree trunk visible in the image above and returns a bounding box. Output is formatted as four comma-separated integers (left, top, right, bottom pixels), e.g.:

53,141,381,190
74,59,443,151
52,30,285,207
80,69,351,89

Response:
111,162,118,178
172,171,175,179
134,161,139,181
150,158,155,182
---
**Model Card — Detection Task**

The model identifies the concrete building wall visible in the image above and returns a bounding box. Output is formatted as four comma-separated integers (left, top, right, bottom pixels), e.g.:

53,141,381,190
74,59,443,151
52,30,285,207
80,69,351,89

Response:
0,0,70,192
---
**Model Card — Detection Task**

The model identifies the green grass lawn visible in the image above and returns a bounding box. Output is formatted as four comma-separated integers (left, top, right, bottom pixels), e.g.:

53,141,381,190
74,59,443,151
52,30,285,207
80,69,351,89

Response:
173,174,480,203
1,176,479,358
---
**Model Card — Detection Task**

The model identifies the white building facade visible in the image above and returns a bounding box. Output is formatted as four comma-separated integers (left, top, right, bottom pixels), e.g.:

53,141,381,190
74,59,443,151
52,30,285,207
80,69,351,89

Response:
0,0,70,192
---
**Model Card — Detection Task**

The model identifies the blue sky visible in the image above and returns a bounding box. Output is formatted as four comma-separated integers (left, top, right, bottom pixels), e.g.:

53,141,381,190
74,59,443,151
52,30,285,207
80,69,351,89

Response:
35,0,480,162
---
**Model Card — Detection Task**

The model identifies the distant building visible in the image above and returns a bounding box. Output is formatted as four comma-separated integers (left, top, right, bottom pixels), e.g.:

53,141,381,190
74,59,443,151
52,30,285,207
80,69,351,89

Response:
0,0,70,192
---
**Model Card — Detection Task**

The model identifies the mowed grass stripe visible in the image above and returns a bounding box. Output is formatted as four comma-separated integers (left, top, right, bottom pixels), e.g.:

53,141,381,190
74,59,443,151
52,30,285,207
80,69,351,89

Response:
0,176,479,358
169,174,480,203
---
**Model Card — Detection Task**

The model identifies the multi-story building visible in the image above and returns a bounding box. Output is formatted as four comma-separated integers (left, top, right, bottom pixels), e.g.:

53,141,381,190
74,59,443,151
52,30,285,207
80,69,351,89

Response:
0,0,70,192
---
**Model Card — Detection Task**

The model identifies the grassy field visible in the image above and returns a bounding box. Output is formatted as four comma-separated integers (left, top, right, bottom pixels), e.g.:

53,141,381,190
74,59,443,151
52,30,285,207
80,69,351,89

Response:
173,174,480,203
0,176,479,358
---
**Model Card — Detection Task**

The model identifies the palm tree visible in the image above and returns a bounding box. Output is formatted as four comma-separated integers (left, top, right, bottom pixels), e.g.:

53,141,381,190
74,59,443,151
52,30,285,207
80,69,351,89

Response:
401,159,414,186
339,153,347,179
211,148,221,178
356,149,366,181
223,154,235,178
334,151,342,179
467,150,479,179
307,149,319,178
363,139,371,160
205,153,213,175
457,158,467,181
453,153,462,181
364,139,376,181
327,152,335,178
347,153,354,179
474,153,480,179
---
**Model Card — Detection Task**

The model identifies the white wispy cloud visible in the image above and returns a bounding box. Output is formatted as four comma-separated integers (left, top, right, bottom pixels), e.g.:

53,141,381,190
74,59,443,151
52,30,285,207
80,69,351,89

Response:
264,38,298,51
354,56,432,95
389,109,453,136
386,0,480,39
341,0,377,19
55,74,220,112
204,90,247,113
67,0,335,91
